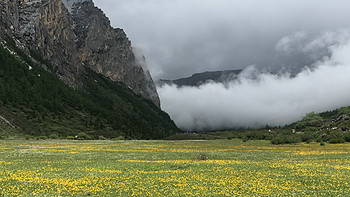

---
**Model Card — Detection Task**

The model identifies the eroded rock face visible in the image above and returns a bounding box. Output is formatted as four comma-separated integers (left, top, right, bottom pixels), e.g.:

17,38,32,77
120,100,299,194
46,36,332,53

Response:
0,0,160,106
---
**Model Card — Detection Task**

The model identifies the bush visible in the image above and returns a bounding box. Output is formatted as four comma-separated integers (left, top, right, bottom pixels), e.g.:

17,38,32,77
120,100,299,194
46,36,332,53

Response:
25,135,32,140
344,132,350,142
328,131,345,144
112,136,125,141
301,131,316,143
316,132,328,142
99,135,107,140
77,132,91,140
240,130,271,141
328,138,346,144
286,135,301,144
271,134,301,145
49,133,59,139
66,136,75,140
271,136,284,145
328,136,346,144
38,136,48,140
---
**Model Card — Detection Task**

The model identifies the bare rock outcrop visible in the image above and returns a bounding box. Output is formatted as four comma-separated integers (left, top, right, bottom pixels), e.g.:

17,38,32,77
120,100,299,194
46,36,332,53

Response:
0,0,160,106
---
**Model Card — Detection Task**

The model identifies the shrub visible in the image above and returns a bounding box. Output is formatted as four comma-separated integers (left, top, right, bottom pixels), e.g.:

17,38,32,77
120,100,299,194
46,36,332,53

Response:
328,131,345,144
126,136,134,140
77,132,91,140
99,135,107,140
328,136,346,144
329,138,345,144
271,136,284,145
112,136,125,140
25,135,32,140
344,132,350,142
66,136,75,140
305,139,312,144
285,135,301,144
241,130,269,141
316,132,328,142
301,131,314,143
271,134,301,145
38,136,48,140
49,133,59,139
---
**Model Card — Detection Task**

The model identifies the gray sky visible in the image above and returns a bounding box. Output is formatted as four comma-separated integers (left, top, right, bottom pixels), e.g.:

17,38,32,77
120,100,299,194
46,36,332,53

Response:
93,0,350,80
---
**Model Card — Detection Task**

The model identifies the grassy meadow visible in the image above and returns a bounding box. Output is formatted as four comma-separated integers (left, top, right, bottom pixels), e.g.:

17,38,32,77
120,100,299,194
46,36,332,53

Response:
0,139,350,196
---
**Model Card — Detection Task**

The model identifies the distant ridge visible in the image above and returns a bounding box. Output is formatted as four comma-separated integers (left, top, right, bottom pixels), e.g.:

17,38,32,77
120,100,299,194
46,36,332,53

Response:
158,69,243,87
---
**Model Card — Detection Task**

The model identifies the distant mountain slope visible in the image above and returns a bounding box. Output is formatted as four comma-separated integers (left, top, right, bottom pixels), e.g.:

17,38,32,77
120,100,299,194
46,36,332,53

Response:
0,41,179,139
158,69,242,87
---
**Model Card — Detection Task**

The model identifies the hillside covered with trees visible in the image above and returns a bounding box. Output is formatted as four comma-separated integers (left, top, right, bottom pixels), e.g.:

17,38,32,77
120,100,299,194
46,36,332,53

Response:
0,39,179,140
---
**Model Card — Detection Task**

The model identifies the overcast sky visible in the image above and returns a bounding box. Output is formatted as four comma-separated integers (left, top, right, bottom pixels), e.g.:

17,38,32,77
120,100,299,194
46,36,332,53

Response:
93,0,350,80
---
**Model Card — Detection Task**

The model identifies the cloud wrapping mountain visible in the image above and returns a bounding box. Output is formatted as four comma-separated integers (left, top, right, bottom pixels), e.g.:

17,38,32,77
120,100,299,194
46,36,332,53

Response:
158,32,350,131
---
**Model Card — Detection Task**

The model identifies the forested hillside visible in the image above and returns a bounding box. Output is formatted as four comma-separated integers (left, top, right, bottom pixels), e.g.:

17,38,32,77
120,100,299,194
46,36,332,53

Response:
0,41,179,139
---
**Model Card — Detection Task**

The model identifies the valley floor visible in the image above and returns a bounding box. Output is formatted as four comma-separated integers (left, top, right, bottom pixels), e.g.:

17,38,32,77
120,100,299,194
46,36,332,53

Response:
0,139,349,196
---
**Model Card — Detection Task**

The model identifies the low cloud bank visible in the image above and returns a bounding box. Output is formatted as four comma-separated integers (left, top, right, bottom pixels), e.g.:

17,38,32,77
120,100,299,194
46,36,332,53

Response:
157,31,350,131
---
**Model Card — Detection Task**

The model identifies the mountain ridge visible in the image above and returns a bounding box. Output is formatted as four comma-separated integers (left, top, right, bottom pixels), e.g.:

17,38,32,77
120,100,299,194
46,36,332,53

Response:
158,69,243,87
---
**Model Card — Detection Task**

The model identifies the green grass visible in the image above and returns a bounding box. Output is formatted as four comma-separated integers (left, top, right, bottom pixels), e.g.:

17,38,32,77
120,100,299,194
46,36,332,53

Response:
1,139,349,196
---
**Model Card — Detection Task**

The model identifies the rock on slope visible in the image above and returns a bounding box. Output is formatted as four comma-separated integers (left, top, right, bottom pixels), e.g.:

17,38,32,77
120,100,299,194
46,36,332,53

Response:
0,0,160,106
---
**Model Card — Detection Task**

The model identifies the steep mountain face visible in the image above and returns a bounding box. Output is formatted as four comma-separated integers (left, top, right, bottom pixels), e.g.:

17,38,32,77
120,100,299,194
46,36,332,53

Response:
0,0,160,106
0,0,179,139
0,44,179,139
158,69,243,87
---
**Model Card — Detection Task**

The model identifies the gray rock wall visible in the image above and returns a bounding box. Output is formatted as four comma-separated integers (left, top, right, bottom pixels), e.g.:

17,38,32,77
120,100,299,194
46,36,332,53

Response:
0,0,160,107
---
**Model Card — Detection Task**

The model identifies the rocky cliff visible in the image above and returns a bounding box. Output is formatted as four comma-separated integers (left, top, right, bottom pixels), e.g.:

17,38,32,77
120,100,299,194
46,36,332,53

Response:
0,0,160,106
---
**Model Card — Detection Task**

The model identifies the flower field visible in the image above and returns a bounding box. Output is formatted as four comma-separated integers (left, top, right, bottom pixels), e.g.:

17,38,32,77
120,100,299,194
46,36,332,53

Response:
0,140,350,196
